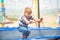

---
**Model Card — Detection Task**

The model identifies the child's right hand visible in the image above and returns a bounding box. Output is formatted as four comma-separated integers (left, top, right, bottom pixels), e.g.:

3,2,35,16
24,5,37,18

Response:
29,20,33,24
29,20,34,24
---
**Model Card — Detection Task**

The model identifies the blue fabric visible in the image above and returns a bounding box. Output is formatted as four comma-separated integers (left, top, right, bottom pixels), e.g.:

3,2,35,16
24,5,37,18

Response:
18,26,31,36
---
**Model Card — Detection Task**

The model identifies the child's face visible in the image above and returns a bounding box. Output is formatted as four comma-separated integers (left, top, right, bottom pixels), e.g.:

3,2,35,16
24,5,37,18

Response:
25,12,31,17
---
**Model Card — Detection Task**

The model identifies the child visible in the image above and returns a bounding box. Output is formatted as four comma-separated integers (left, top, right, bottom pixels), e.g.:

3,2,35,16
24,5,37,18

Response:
18,7,43,39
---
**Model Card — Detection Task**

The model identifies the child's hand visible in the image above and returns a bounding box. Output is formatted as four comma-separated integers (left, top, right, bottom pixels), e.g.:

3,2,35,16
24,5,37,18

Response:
29,20,34,23
40,18,43,22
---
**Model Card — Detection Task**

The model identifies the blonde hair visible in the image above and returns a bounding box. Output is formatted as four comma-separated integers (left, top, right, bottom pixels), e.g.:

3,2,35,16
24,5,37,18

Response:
24,7,32,13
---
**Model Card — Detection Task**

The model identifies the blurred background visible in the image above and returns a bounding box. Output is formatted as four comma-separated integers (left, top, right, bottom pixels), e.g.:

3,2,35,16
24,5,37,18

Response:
0,0,60,40
0,0,60,28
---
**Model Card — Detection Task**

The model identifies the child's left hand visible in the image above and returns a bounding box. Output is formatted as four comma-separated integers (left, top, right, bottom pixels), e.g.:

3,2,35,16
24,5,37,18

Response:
39,18,43,22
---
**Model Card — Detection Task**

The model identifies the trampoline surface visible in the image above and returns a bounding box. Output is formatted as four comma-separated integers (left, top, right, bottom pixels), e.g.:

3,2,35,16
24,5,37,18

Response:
0,27,60,40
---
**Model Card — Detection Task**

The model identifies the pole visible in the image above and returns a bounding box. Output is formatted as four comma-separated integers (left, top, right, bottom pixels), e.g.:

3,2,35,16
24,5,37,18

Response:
38,0,40,28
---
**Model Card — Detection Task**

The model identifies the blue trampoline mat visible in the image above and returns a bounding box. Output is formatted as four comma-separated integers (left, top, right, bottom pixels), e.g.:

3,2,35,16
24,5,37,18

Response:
0,27,60,39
